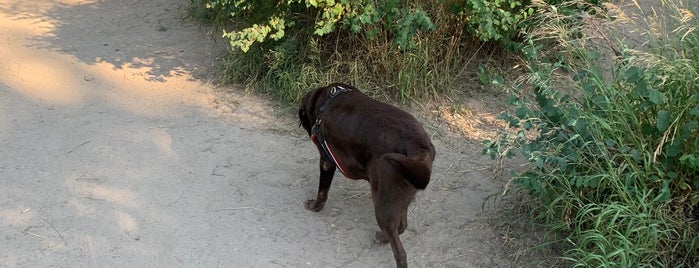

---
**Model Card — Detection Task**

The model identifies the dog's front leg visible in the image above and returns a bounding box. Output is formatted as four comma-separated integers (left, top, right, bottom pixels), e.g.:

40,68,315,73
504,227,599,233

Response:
305,157,336,212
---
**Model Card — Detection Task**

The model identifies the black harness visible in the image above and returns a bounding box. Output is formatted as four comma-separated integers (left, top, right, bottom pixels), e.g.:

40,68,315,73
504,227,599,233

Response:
311,85,352,176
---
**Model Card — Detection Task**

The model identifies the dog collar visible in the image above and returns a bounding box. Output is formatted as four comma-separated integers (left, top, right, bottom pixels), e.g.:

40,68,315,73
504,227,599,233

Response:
312,85,352,131
317,85,351,114
311,85,352,176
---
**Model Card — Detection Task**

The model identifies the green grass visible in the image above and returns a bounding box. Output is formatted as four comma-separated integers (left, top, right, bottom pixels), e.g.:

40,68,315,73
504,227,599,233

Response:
186,0,514,104
486,0,699,266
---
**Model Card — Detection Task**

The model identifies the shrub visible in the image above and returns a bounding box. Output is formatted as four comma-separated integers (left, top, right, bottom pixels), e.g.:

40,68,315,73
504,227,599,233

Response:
447,0,534,42
485,0,698,266
189,0,606,103
206,0,436,52
190,0,452,102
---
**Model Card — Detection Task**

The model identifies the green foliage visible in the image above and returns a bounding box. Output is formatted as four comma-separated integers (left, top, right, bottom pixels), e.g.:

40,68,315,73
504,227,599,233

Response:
484,0,699,266
192,0,602,103
477,63,505,89
311,0,437,50
194,0,453,102
207,0,436,52
448,0,534,42
445,0,602,43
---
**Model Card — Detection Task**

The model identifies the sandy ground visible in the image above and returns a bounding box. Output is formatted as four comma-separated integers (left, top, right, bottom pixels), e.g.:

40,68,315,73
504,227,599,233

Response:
0,1,530,267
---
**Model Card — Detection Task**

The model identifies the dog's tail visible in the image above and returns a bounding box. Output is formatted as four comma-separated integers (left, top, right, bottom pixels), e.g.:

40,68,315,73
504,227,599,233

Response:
381,149,433,190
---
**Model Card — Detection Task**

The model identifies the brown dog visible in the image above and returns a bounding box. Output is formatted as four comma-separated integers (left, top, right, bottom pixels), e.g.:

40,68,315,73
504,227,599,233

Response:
298,83,435,268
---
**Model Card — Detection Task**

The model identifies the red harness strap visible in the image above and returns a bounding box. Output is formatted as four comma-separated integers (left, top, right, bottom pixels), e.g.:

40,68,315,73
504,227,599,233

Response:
311,133,349,177
309,85,352,177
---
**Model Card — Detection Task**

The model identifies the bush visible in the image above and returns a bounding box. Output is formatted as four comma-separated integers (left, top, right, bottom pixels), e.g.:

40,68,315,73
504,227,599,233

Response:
190,0,602,103
191,0,450,102
485,0,699,266
448,0,534,43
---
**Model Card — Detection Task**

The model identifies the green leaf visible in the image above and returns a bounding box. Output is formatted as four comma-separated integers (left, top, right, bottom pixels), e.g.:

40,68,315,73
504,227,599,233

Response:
631,149,641,163
492,74,504,85
587,50,602,60
664,139,683,157
515,106,528,119
535,157,544,169
592,95,608,109
680,154,697,169
624,66,643,83
648,88,666,105
679,182,690,190
679,154,693,162
681,121,698,138
556,157,567,172
350,23,361,33
689,105,699,116
656,110,671,132
581,80,596,93
654,179,671,202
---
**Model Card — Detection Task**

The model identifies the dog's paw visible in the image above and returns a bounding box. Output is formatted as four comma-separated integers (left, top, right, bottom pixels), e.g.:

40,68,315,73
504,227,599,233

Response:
374,231,389,244
304,199,325,212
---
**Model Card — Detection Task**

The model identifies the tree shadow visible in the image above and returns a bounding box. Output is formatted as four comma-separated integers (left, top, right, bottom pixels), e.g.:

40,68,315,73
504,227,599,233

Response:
1,0,227,83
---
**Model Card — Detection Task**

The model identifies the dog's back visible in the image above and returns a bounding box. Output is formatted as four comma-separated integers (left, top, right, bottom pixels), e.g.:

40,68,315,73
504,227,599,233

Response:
321,85,435,184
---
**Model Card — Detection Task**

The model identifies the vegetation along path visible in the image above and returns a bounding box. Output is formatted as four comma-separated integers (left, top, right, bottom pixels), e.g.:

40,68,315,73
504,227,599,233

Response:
0,0,532,267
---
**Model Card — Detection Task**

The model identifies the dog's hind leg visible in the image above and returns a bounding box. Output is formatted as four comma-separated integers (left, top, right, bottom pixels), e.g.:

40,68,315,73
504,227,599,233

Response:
382,228,408,268
305,158,336,212
373,197,410,268
369,160,415,268
376,208,408,242
374,204,409,268
400,211,408,234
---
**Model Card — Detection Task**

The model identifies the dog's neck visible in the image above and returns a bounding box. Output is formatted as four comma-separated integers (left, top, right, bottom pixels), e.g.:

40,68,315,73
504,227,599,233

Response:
318,85,351,114
310,84,352,176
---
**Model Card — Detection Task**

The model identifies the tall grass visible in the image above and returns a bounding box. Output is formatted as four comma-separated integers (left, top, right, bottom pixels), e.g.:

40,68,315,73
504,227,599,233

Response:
486,0,698,266
187,0,510,104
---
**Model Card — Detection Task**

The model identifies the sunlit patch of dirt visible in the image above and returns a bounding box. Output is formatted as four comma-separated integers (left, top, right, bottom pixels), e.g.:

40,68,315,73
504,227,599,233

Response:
436,104,505,142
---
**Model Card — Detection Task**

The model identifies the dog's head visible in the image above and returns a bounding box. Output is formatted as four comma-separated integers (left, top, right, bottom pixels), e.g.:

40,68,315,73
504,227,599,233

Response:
298,83,357,137
298,87,322,137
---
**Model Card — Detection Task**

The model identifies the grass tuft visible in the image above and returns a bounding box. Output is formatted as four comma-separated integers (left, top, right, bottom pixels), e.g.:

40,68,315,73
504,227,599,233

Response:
187,0,514,104
486,0,699,266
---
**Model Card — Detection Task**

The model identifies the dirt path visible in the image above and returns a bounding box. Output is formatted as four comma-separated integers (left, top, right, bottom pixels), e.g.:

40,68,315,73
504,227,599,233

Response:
0,1,523,267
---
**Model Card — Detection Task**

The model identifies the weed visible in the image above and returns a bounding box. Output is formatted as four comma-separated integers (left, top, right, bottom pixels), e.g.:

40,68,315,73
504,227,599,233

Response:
485,0,699,266
189,0,595,104
477,63,505,89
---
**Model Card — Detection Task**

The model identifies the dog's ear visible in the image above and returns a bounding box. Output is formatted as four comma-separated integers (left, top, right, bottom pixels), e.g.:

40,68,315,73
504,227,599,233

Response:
298,107,305,127
298,86,328,135
298,106,309,128
298,93,313,135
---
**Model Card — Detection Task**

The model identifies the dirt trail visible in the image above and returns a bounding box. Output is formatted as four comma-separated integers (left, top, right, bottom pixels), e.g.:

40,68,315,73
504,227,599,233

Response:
0,1,522,267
